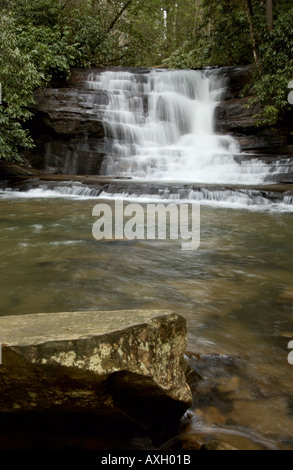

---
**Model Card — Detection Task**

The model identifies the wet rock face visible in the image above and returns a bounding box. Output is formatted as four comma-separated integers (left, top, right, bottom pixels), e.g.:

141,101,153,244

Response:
0,309,192,432
25,67,153,175
67,67,152,89
212,65,255,101
214,65,293,156
26,86,107,174
215,98,293,156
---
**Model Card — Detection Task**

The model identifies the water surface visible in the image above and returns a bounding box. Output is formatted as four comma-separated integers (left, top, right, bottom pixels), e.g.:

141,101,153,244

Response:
0,193,293,449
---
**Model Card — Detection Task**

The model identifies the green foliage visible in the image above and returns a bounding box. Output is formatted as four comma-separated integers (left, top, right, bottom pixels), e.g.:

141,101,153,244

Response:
0,0,292,161
0,15,41,161
250,8,293,125
110,0,166,67
16,26,77,82
0,0,109,161
165,0,293,125
11,0,108,77
61,12,110,67
9,0,62,26
165,0,254,68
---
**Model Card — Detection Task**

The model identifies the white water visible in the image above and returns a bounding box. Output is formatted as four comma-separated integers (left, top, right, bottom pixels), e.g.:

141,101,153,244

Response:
86,69,284,184
1,184,293,213
1,69,292,210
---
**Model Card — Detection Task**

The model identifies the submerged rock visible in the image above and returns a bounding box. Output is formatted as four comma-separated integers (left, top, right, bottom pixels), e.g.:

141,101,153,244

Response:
201,440,238,451
0,309,192,434
167,434,238,451
279,286,293,302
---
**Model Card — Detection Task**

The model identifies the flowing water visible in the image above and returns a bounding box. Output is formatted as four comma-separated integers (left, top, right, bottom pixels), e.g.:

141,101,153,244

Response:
1,68,293,449
86,69,292,184
0,191,292,449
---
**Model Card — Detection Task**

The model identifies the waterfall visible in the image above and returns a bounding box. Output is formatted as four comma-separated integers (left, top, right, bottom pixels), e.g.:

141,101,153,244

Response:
85,69,282,184
2,67,291,212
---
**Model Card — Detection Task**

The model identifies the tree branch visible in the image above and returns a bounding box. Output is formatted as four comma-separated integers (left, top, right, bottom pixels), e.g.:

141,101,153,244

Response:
60,0,71,11
105,52,130,64
107,0,133,32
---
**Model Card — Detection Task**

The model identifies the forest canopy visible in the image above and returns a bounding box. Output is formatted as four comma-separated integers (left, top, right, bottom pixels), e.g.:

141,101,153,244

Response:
0,0,292,161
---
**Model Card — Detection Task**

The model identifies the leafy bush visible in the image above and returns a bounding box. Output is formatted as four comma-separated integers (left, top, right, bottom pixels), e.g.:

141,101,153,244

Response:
250,8,293,125
0,16,41,161
165,0,293,126
1,0,292,161
0,1,109,161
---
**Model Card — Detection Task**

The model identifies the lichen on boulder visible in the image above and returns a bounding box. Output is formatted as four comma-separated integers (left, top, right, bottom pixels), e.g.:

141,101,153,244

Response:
0,309,192,432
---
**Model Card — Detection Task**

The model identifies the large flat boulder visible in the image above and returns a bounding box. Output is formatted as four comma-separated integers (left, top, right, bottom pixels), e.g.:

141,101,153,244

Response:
0,309,192,433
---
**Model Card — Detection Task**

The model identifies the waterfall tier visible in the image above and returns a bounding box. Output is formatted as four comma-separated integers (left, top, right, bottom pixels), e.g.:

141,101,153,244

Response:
85,69,292,185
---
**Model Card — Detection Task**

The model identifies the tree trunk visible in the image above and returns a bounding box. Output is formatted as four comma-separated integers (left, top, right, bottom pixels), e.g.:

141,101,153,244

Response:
243,0,262,74
266,0,273,31
247,0,254,16
165,6,174,54
193,0,201,36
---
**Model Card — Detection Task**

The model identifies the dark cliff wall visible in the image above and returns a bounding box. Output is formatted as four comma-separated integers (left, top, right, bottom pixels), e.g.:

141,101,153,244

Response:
25,87,107,174
24,67,152,175
214,65,293,156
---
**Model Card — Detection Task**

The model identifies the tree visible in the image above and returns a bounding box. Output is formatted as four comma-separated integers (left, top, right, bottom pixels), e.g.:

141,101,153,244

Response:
0,0,107,161
243,0,262,74
107,0,133,32
0,0,167,161
265,0,273,31
0,16,41,161
249,6,293,124
0,0,291,162
165,0,254,68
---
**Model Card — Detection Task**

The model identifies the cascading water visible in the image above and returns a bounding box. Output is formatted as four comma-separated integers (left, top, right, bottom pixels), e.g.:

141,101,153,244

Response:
86,69,285,184
2,67,292,211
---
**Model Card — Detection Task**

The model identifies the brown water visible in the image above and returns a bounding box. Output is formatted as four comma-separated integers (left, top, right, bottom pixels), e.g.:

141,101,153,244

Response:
0,192,293,449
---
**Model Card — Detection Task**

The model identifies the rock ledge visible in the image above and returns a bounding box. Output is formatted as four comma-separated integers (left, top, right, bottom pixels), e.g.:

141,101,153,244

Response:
0,309,192,432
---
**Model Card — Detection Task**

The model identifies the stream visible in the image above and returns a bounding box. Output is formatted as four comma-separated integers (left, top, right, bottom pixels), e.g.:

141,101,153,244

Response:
0,190,292,449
